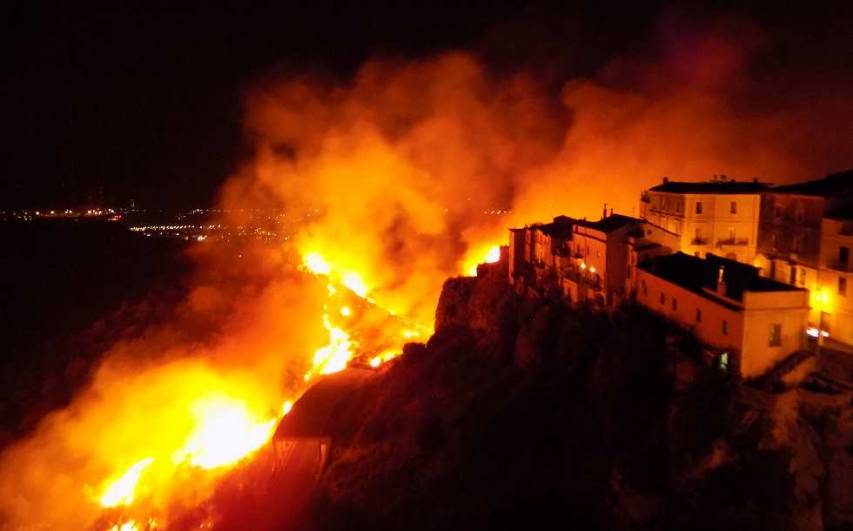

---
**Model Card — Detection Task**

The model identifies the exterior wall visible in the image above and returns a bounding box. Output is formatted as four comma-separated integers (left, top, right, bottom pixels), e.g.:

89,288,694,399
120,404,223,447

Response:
817,218,853,345
643,191,761,262
635,268,744,354
568,226,608,301
740,290,810,377
635,268,810,378
757,193,824,269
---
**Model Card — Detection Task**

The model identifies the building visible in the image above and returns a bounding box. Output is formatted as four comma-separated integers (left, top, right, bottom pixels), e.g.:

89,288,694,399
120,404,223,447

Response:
815,211,853,345
563,214,654,306
635,252,810,378
640,177,768,263
509,212,679,307
635,252,810,377
508,215,574,290
755,170,853,344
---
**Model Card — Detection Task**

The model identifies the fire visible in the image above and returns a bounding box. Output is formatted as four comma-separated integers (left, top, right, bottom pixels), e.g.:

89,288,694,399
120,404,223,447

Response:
99,457,154,508
342,272,369,298
173,395,277,470
462,244,502,276
303,252,332,275
306,310,356,380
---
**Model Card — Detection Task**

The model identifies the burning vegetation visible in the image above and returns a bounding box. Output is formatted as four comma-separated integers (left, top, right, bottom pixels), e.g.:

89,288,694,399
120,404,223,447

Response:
1,14,853,530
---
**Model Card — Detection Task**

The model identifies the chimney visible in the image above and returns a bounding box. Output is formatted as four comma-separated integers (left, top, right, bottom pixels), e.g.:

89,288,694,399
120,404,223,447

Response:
603,203,608,218
663,176,669,184
610,207,614,217
716,265,727,296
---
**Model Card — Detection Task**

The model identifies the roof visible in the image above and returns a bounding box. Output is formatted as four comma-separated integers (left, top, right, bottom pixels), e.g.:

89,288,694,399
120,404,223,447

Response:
540,217,575,238
573,213,641,233
639,252,802,307
648,179,769,195
768,169,853,198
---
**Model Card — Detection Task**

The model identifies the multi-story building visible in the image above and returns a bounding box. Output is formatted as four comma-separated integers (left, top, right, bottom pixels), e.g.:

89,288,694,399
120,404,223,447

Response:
635,252,810,378
815,211,853,345
640,177,768,263
509,213,679,307
755,170,853,344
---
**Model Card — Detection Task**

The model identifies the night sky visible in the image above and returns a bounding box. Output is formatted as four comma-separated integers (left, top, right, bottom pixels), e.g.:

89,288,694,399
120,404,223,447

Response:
1,1,851,209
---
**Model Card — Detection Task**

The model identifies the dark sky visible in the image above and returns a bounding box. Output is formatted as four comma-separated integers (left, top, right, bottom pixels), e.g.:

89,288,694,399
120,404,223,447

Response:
1,1,850,209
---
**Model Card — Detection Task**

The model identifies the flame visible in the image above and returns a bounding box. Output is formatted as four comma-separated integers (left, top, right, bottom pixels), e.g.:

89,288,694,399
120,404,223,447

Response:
462,244,502,276
173,395,277,470
303,252,332,275
306,310,355,379
99,457,154,508
342,272,369,298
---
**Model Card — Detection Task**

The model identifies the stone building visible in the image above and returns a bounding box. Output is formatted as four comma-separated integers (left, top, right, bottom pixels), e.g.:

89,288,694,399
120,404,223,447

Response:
635,252,810,378
640,177,767,263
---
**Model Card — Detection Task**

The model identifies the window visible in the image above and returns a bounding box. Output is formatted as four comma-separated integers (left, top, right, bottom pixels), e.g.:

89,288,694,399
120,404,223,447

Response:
730,201,737,214
798,268,806,287
792,235,801,253
840,277,848,296
795,205,804,224
789,266,797,285
660,292,665,305
696,308,702,323
729,227,735,242
722,320,728,336
695,201,703,214
719,352,729,371
775,206,782,220
769,324,782,346
841,246,850,269
642,280,648,296
672,298,677,311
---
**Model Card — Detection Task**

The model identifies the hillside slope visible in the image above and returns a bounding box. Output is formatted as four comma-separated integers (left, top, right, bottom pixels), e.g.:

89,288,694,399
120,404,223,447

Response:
307,263,853,531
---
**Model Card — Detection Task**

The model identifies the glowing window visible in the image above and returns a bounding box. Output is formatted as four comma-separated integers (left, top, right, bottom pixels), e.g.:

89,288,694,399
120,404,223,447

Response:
769,323,782,346
719,352,729,371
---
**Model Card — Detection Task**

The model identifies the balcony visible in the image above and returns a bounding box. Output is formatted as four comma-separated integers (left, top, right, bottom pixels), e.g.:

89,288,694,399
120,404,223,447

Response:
691,237,709,245
716,238,749,247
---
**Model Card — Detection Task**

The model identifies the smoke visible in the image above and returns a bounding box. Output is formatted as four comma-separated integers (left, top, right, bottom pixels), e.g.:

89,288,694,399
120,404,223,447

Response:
1,12,852,530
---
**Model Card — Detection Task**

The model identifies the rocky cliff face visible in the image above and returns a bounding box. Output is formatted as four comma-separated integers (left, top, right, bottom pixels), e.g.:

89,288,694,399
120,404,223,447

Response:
309,264,853,531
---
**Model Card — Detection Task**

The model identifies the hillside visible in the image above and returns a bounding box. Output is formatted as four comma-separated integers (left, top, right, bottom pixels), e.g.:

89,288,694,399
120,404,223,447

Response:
305,263,852,531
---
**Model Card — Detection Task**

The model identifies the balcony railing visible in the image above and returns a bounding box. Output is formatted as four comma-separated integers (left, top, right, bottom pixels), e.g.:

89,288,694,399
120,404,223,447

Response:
716,238,749,247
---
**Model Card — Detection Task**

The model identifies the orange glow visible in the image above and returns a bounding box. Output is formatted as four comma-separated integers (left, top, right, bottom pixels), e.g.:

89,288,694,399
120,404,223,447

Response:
810,287,832,310
173,395,277,470
305,310,356,380
99,457,154,508
303,252,331,275
462,244,502,276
